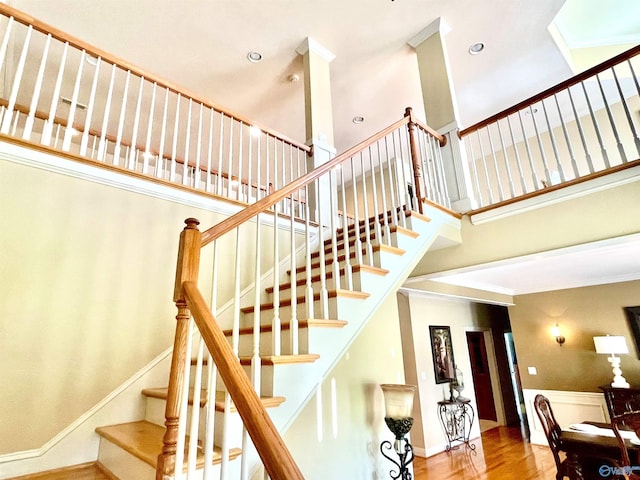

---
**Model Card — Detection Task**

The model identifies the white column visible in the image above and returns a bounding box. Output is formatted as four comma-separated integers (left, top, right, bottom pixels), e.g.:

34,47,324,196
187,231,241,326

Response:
296,37,337,225
408,18,477,212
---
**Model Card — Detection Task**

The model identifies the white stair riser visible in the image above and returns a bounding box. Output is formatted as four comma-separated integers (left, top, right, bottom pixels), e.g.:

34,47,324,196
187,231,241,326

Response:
240,297,339,329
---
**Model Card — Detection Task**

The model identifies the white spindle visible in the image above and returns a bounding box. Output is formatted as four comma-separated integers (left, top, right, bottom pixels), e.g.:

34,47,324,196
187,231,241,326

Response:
384,135,402,228
23,33,51,140
495,120,517,197
42,42,69,145
156,87,170,179
368,145,382,246
516,110,541,186
581,81,609,168
206,108,215,192
217,112,225,195
252,209,263,390
476,130,495,203
112,70,131,166
349,156,363,266
227,117,234,197
432,135,451,208
0,17,15,77
338,164,353,291
169,93,181,182
328,168,340,291
79,57,101,156
464,135,484,207
97,63,116,161
505,115,528,193
202,353,218,478
232,227,242,355
192,103,204,189
142,82,157,175
1,25,31,134
612,66,640,157
182,98,193,186
187,338,205,478
359,152,373,265
237,122,244,201
304,181,314,319
485,126,505,201
375,140,392,242
126,75,144,170
272,140,281,354
596,73,626,163
315,181,330,319
289,196,299,354
540,99,566,183
61,49,86,151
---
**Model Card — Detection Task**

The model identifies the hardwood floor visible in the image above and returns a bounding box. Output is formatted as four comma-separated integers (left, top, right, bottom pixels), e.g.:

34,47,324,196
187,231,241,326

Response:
10,427,553,479
6,463,113,480
413,426,558,480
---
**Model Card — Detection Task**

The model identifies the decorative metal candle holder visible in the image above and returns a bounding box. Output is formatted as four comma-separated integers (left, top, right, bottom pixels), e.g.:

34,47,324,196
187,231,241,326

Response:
380,384,417,480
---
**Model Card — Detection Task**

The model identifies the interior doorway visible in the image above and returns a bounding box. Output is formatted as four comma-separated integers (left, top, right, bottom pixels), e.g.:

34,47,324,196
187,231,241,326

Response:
466,330,498,422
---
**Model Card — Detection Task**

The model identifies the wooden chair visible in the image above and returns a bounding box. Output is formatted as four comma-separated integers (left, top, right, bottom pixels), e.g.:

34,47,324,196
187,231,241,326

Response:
534,394,567,480
611,410,640,479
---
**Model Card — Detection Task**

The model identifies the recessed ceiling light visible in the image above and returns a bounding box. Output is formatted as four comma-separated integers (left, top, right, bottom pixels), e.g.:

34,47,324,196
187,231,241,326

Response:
468,42,485,55
352,116,365,124
247,51,263,63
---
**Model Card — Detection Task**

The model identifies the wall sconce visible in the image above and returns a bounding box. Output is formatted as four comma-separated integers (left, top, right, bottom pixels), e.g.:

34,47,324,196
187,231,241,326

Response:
380,384,416,479
594,335,630,388
551,324,565,346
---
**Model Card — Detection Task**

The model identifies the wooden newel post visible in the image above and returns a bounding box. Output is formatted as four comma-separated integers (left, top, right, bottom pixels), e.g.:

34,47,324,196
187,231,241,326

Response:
405,107,424,214
157,218,202,480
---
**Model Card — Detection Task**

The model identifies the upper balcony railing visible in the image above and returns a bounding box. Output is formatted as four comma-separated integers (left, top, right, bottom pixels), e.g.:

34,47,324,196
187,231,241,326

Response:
0,4,310,214
459,45,640,211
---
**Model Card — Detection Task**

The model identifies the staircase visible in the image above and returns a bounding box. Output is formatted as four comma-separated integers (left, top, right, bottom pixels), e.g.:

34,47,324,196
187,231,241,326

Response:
92,201,461,479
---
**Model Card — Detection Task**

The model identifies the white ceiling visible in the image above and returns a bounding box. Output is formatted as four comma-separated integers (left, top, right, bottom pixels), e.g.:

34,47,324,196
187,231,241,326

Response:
411,233,640,297
9,0,639,296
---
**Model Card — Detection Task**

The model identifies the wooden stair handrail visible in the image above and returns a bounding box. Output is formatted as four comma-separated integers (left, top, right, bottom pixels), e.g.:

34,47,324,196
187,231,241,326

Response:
460,44,640,136
201,111,446,246
182,281,305,480
0,3,311,154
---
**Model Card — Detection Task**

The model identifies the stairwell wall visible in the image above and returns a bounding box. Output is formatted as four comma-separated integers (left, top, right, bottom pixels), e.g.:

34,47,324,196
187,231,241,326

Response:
0,146,304,460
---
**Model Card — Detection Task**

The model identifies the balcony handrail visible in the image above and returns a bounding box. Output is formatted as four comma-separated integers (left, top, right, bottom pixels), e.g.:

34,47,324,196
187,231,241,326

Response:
460,44,640,137
0,3,310,152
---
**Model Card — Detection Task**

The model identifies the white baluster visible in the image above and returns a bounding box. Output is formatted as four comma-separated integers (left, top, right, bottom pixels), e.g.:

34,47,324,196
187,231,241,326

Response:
112,70,131,166
1,25,31,135
217,112,225,195
97,63,116,161
206,108,215,192
126,75,144,170
23,33,51,140
169,93,181,182
613,65,640,158
156,87,170,178
141,82,157,175
505,114,530,192
193,102,204,189
79,57,101,156
182,98,193,186
516,110,542,187
42,42,68,146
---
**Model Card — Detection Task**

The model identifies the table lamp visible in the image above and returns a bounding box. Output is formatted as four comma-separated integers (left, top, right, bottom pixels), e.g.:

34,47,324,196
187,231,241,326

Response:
380,384,416,479
593,335,630,388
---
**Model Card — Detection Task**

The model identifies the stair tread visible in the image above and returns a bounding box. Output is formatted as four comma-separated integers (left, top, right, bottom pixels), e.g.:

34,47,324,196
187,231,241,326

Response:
240,289,369,313
274,264,389,292
292,244,405,275
142,388,286,411
95,421,241,469
239,354,321,366
223,318,348,336
327,223,419,248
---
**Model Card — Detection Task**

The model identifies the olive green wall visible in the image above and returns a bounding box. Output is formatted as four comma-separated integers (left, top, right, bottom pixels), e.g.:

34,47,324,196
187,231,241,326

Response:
509,279,640,393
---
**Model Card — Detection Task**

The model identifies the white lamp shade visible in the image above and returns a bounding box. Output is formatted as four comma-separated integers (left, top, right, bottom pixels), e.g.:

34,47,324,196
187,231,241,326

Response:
380,384,416,419
594,335,629,355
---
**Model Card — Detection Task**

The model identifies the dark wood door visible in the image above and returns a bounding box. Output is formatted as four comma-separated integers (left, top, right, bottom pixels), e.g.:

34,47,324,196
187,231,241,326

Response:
466,331,498,421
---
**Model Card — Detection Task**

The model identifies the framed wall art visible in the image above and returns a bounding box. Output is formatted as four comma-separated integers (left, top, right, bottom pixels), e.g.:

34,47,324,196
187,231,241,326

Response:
624,306,640,358
429,325,456,384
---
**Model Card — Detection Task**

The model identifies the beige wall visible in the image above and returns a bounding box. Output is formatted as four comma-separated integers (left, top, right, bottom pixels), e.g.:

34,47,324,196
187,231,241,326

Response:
0,157,300,454
412,179,640,277
283,295,406,479
509,280,640,393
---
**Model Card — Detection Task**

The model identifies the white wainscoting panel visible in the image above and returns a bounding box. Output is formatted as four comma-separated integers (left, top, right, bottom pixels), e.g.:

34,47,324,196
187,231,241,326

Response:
523,389,609,445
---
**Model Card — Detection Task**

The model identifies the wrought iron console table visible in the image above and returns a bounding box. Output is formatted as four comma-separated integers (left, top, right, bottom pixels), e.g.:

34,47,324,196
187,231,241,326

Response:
437,398,475,451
